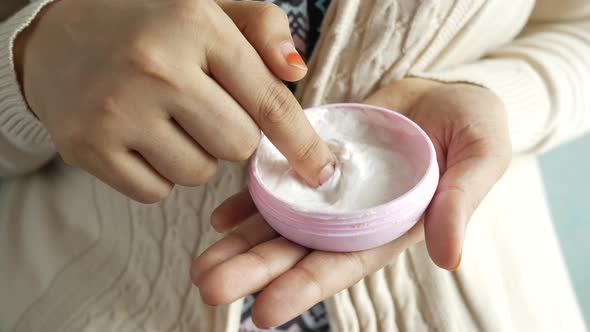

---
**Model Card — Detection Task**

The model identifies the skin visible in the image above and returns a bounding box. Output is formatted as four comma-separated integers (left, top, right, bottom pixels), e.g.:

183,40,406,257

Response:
192,78,512,328
13,0,334,203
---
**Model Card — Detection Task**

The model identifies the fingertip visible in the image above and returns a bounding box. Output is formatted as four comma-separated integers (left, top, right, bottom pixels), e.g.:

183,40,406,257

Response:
449,253,462,271
131,181,174,205
292,138,336,188
209,207,226,233
277,41,308,81
424,193,466,271
222,1,306,82
191,247,221,287
196,287,219,308
262,41,308,83
209,190,258,232
191,251,212,287
197,284,222,307
251,295,280,329
190,260,202,287
425,222,464,271
251,275,312,329
197,271,231,306
425,233,463,271
318,161,336,186
297,162,332,188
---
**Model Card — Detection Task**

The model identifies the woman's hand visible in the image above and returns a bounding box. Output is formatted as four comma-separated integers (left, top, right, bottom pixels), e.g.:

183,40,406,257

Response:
14,0,334,203
191,78,511,328
364,78,511,269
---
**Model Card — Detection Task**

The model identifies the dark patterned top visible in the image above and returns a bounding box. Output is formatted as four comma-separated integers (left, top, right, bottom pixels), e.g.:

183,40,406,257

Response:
239,3,331,332
239,291,330,332
271,0,330,60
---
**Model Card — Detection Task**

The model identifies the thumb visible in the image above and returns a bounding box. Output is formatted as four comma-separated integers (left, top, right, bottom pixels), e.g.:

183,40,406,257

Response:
220,1,307,82
365,79,511,271
424,150,510,270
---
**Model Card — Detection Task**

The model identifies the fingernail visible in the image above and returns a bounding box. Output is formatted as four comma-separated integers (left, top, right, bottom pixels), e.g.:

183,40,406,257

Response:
449,254,462,271
280,42,307,70
318,162,335,186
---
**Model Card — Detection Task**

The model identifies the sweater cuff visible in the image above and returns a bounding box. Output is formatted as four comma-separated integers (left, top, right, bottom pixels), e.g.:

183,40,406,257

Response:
0,0,56,156
410,59,553,154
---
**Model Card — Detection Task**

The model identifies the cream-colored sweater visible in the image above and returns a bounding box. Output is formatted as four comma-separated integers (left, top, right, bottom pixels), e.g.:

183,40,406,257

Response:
1,0,589,331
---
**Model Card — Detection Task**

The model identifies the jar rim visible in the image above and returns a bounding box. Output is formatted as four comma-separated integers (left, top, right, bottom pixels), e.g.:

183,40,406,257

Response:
248,103,439,221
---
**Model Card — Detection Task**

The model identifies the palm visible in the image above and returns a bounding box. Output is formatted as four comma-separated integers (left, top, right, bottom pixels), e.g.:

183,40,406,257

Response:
191,79,511,328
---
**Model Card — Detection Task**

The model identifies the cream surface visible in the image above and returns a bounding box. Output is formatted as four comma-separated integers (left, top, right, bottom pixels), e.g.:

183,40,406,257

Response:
255,107,415,212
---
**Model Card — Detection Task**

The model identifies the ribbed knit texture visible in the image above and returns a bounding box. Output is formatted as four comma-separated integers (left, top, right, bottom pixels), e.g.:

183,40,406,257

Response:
412,17,590,153
0,1,588,332
0,0,55,176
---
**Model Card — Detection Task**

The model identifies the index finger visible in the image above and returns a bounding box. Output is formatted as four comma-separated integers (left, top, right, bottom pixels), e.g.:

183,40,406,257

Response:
205,9,334,186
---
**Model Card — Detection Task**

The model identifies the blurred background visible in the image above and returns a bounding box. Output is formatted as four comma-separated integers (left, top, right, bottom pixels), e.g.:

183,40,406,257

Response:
539,134,590,327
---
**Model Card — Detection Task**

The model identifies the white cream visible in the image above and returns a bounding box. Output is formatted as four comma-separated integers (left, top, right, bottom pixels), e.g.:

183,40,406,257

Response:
255,107,415,212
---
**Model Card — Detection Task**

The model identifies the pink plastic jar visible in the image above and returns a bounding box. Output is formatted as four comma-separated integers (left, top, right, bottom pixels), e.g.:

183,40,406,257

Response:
248,103,439,252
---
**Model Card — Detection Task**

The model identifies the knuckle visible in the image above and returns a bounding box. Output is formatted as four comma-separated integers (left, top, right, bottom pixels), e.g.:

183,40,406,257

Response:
257,81,298,125
125,39,160,73
236,2,289,53
96,93,125,120
87,86,135,129
245,250,273,282
166,0,196,20
57,127,94,166
124,40,179,89
168,0,217,27
55,97,120,167
257,2,288,22
294,134,320,163
344,252,368,282
227,131,261,161
88,93,129,137
294,265,324,299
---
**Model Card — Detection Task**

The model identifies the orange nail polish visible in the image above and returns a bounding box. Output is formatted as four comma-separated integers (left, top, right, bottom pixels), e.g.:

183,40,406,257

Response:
286,52,307,70
280,42,307,70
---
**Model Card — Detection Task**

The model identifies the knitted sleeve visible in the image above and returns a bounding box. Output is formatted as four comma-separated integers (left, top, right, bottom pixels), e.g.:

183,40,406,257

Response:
0,0,56,177
413,0,590,154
